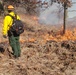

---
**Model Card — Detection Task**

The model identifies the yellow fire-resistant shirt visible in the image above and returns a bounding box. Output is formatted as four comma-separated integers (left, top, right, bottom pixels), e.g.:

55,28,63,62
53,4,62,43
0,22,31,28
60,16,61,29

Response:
2,12,20,35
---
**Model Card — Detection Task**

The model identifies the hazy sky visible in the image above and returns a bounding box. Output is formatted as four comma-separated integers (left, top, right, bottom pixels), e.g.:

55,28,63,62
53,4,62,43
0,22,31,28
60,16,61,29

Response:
68,0,76,18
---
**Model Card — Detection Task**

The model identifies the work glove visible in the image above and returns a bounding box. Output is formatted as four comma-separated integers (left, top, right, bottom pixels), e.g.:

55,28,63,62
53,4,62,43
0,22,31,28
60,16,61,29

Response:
3,35,7,38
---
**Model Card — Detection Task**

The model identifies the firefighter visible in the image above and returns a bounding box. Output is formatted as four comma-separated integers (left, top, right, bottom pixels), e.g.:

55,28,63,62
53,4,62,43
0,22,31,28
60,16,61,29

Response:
2,5,21,58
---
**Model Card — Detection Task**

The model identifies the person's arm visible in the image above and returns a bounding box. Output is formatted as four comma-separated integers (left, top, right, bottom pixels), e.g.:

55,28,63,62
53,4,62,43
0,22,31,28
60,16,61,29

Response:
2,16,11,37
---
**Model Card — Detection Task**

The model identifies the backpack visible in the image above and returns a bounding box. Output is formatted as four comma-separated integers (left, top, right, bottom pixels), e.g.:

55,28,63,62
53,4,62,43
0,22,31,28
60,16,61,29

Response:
8,14,24,35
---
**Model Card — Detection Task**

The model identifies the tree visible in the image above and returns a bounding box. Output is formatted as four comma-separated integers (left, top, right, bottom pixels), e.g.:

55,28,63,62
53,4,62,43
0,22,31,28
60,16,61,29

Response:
50,0,72,34
0,0,4,16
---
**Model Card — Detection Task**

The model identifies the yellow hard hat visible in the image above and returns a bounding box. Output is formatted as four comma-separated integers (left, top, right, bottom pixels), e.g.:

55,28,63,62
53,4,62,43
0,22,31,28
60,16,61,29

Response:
7,5,14,10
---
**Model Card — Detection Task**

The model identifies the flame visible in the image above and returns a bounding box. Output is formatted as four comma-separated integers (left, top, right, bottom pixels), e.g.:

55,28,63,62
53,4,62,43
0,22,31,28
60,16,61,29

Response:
32,16,38,21
43,29,76,42
20,39,25,43
20,38,36,43
28,38,36,42
33,16,38,20
20,28,76,44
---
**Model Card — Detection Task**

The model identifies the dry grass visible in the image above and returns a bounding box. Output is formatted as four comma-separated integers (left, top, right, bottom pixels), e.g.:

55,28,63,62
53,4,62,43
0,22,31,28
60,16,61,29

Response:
0,14,76,75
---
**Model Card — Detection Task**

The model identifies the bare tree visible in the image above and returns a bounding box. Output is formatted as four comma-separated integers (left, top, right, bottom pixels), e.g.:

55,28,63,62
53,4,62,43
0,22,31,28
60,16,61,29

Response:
49,0,72,34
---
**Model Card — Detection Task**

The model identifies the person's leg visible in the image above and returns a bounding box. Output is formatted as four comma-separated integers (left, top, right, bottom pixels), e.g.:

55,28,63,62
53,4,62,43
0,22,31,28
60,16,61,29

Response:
9,35,19,58
15,36,21,57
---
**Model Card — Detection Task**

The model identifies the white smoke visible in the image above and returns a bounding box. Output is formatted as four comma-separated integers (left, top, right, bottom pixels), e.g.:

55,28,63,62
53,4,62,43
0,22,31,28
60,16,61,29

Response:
39,3,64,25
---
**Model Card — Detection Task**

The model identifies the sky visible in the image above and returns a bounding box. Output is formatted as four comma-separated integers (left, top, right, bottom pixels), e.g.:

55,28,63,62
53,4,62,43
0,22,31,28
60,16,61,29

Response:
68,0,76,18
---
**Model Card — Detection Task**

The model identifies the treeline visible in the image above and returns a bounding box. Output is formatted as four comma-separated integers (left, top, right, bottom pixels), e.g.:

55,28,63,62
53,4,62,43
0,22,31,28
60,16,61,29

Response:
0,0,40,15
0,0,72,15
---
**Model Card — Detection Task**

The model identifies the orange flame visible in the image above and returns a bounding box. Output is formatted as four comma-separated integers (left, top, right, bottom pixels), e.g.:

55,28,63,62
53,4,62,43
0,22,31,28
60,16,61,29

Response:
32,16,39,21
43,28,76,42
20,38,36,43
20,28,76,44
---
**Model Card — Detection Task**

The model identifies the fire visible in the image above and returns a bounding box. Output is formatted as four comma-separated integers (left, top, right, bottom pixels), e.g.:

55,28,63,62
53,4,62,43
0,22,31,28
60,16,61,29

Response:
28,38,36,42
33,16,38,20
42,28,76,42
32,16,38,21
20,28,76,44
20,38,36,43
20,39,25,43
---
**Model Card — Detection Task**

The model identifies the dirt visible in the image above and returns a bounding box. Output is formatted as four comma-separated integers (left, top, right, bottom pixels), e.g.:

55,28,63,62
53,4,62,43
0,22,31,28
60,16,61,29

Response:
0,14,76,75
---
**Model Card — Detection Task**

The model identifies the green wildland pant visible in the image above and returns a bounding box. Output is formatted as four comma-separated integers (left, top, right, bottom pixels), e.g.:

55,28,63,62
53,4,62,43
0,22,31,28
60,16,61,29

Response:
9,35,21,58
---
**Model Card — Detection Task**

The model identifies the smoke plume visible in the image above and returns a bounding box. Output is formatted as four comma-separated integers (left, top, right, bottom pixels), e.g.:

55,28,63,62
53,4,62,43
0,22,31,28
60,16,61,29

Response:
39,3,64,25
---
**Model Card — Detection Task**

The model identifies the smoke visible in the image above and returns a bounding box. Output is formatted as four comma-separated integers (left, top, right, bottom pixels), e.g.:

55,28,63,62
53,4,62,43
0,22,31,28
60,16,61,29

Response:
38,3,64,25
